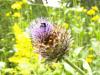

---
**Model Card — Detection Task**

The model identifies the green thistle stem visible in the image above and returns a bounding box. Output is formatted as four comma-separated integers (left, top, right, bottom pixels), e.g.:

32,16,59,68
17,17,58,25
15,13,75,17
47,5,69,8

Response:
64,58,86,75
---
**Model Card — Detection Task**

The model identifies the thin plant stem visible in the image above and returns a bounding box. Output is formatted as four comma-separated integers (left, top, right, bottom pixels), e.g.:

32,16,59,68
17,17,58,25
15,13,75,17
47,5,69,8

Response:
64,58,86,75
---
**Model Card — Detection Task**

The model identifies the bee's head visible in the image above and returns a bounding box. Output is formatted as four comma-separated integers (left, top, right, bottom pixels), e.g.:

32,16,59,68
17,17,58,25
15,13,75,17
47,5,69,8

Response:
40,23,46,28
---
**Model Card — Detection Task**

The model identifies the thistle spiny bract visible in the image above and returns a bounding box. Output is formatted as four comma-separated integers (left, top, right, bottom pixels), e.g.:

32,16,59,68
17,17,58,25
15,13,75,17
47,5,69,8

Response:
29,18,71,60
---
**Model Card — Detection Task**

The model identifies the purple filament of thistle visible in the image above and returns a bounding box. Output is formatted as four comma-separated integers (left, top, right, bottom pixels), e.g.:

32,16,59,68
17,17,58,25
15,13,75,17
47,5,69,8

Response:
30,18,53,42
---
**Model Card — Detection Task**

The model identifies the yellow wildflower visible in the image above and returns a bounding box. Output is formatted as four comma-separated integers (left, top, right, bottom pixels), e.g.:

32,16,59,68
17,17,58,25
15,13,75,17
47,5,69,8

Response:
13,23,22,34
87,9,95,16
11,1,23,10
6,12,11,17
86,57,93,63
9,56,30,64
88,54,94,58
62,23,69,29
91,15,100,21
92,6,99,11
9,24,39,64
13,12,21,18
9,56,21,63
88,47,93,51
83,9,87,12
86,54,94,63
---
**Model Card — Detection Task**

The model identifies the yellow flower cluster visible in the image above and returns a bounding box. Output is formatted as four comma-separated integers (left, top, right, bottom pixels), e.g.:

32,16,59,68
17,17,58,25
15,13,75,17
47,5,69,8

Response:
13,12,21,18
88,47,93,51
11,0,27,10
9,23,38,64
62,23,69,29
92,6,99,12
91,15,100,21
87,6,99,16
87,9,95,15
86,54,94,63
11,1,23,10
5,12,21,18
86,47,95,63
6,12,11,17
87,6,100,22
10,1,26,18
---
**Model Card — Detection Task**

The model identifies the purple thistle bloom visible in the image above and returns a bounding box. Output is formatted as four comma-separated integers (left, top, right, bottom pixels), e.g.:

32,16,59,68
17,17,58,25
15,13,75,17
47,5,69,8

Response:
29,18,54,42
29,18,72,60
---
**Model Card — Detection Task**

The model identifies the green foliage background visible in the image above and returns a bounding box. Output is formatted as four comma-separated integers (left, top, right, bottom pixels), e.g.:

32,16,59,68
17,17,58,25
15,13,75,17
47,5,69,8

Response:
0,0,100,75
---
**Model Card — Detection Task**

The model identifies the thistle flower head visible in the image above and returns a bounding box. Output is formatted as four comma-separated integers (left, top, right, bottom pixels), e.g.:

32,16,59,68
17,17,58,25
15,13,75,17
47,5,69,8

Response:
29,18,71,60
29,18,53,42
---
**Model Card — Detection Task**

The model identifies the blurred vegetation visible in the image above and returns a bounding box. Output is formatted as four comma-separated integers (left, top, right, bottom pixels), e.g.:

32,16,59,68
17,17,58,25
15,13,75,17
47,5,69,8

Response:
0,0,100,75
